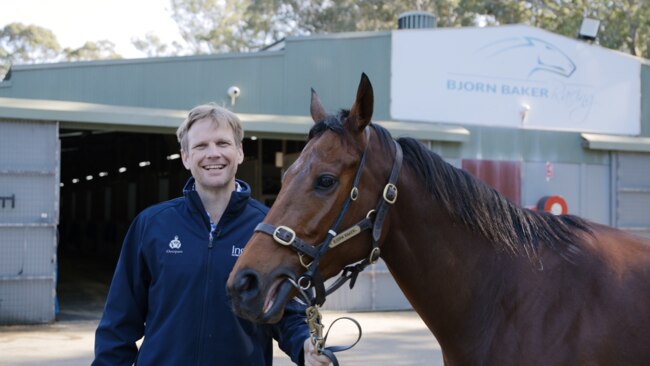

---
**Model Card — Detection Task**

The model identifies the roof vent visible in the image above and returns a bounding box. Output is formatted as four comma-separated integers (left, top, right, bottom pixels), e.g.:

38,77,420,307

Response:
398,11,436,29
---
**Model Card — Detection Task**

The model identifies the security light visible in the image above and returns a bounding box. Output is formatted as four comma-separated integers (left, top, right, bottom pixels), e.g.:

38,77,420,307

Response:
578,17,600,42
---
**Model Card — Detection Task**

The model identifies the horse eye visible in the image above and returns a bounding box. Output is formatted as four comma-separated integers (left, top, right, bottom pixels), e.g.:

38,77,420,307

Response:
315,175,337,190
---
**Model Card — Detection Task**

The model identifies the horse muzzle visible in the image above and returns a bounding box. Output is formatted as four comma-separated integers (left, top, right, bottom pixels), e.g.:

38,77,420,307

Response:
227,268,297,324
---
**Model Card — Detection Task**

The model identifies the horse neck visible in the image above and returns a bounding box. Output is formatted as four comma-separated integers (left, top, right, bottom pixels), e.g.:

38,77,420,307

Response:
380,166,513,347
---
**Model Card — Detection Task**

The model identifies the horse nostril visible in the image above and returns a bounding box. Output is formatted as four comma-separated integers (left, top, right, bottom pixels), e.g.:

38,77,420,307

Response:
233,270,260,301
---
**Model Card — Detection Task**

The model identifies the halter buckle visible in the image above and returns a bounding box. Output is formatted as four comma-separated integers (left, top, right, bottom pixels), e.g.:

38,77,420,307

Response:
383,183,398,204
299,253,313,269
273,226,296,246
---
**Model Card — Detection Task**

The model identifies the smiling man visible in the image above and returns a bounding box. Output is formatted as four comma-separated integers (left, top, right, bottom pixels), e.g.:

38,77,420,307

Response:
93,104,329,366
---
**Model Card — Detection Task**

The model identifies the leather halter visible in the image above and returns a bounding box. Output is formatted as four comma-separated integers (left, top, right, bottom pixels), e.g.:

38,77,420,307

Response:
254,127,404,306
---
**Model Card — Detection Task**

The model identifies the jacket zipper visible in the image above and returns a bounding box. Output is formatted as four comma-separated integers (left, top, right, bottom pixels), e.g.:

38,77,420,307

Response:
208,229,221,248
197,228,215,365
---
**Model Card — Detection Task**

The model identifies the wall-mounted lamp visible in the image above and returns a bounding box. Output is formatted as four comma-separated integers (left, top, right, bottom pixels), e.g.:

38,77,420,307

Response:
578,17,600,42
228,86,241,106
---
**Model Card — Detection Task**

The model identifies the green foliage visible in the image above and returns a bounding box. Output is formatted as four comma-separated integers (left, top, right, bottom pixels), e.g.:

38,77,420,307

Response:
132,32,186,57
63,41,122,62
164,0,650,58
1,0,649,78
0,22,61,79
0,22,124,79
170,0,253,53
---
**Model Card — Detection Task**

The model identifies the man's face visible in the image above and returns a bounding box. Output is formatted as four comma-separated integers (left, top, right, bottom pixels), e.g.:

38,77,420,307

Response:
181,118,244,194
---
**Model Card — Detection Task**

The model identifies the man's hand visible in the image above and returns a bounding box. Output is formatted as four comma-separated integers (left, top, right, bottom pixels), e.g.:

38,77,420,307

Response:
303,338,331,366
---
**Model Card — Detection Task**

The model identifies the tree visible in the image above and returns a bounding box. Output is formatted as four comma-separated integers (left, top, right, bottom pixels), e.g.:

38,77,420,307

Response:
243,0,308,48
592,0,650,57
293,0,650,59
3,0,648,78
453,0,650,58
63,40,122,62
1,22,128,80
170,0,253,53
162,0,650,58
0,22,61,79
132,32,186,57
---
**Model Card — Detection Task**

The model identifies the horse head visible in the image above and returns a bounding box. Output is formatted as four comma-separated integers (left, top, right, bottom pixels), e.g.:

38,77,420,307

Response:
227,73,397,323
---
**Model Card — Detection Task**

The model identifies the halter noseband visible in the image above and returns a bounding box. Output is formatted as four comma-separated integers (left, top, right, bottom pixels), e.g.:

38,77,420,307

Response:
254,127,404,306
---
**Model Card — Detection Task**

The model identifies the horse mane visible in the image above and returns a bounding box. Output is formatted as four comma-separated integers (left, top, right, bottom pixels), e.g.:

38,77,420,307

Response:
309,112,592,262
396,134,593,257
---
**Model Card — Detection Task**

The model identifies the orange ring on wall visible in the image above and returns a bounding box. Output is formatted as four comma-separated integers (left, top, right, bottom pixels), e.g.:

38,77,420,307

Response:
536,195,568,215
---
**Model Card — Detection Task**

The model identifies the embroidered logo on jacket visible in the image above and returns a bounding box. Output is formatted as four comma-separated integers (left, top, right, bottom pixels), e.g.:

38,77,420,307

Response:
166,236,183,254
231,245,244,257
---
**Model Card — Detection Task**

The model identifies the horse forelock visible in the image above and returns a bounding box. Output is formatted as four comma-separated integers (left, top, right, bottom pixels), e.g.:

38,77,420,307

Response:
308,110,348,140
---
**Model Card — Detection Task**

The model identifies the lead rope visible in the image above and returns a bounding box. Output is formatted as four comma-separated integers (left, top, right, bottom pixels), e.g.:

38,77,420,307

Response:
289,278,362,366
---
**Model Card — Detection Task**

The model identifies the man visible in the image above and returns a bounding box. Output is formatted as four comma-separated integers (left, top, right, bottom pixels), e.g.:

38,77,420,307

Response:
93,104,329,365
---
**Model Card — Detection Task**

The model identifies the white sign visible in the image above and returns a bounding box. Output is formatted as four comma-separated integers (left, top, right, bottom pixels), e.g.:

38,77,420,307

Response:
390,25,641,135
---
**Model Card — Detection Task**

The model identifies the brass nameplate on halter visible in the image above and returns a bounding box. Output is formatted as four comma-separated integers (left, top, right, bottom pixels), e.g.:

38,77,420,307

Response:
330,225,361,248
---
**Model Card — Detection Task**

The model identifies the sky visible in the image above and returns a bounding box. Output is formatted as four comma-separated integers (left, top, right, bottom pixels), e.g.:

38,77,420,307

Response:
0,0,185,58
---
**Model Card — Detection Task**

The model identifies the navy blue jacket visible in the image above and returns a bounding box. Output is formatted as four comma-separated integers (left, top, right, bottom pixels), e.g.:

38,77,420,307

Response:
94,178,309,365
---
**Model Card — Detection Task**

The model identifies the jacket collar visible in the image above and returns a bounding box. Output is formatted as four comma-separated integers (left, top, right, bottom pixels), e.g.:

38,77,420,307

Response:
182,177,251,223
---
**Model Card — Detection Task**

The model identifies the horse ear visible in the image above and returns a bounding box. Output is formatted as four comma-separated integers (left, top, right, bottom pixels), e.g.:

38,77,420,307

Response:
348,73,374,131
310,88,327,123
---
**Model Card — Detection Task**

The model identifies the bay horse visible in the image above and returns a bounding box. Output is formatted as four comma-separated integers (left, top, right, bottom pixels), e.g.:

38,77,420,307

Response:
227,73,650,365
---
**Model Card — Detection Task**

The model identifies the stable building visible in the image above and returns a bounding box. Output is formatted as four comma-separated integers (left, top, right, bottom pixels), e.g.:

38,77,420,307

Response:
1,23,649,324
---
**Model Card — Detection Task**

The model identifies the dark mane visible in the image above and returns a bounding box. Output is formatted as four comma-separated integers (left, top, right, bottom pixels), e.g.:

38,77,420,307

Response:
390,131,591,261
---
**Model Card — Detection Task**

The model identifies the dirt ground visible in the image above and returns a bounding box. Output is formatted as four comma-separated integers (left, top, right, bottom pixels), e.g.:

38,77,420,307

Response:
0,310,443,366
0,257,443,365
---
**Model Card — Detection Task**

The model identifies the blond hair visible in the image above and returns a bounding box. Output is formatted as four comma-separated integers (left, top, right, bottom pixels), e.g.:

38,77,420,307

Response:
176,104,244,151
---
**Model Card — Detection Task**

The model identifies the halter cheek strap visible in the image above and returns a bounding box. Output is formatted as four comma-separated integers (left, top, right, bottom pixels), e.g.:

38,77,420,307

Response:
322,139,402,296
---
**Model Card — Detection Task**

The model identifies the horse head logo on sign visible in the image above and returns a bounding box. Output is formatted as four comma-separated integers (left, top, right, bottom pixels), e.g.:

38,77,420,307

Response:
476,36,576,79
